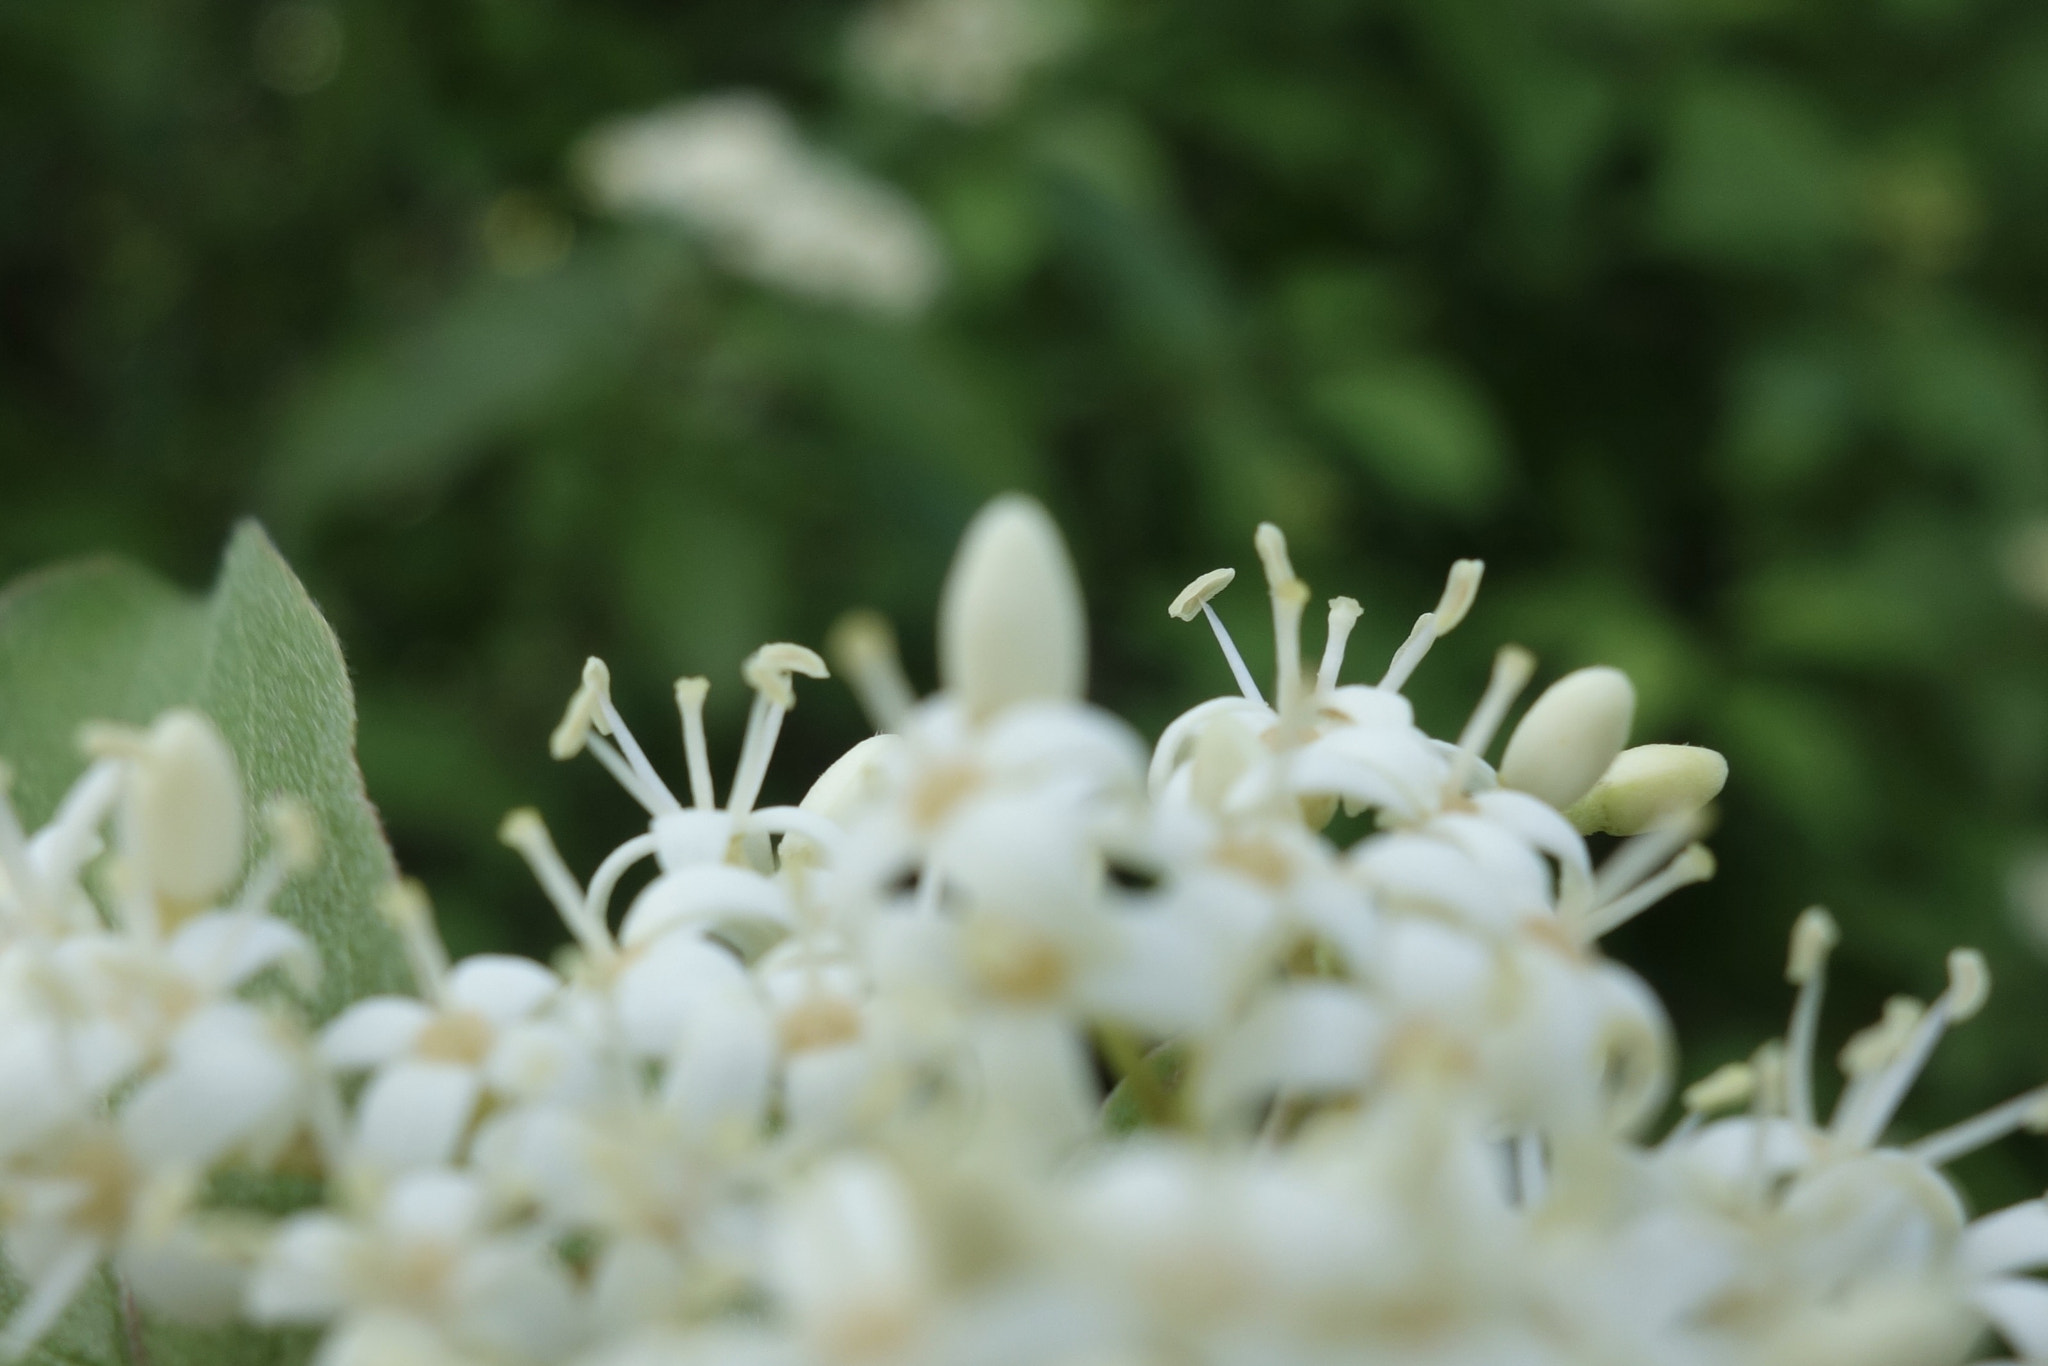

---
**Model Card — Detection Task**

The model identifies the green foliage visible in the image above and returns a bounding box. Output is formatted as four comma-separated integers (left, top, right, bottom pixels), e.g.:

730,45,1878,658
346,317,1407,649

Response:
8,0,2048,1201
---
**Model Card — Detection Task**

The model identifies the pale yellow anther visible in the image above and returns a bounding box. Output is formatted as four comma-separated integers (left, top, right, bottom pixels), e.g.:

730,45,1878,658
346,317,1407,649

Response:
1683,1061,1756,1114
263,798,320,874
498,806,549,852
1169,568,1237,621
674,677,710,710
1841,996,1926,1076
743,642,830,709
1433,559,1485,635
1786,906,1839,985
1750,1040,1786,1114
1944,948,1990,1021
549,657,614,761
1671,844,1717,885
2026,1096,2048,1133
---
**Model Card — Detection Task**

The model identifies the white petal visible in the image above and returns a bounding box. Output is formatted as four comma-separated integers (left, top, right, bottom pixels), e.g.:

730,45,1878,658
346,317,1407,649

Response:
121,1004,303,1167
1497,666,1634,811
613,935,752,1057
449,1238,584,1362
353,1062,481,1170
382,1169,488,1241
1967,1202,2048,1279
937,495,1086,719
320,997,433,1070
444,955,560,1025
246,1216,357,1322
618,865,791,953
1976,1276,2048,1360
1198,984,1381,1120
169,910,316,994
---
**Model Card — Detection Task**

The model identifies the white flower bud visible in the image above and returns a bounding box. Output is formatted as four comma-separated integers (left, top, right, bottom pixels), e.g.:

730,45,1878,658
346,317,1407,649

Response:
1497,667,1635,812
1568,743,1728,836
938,494,1086,719
118,709,246,907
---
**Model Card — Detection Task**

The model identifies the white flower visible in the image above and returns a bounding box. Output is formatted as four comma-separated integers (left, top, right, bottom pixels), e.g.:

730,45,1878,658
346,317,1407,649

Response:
847,0,1086,120
247,1168,585,1365
581,93,943,316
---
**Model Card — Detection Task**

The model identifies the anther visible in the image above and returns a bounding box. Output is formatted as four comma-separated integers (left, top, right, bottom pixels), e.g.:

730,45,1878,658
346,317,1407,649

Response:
549,657,613,761
826,610,916,733
1786,907,1839,985
1316,597,1363,694
673,677,717,810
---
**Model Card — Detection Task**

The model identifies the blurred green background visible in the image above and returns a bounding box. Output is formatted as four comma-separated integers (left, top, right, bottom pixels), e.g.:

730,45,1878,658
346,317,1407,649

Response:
8,0,2048,1194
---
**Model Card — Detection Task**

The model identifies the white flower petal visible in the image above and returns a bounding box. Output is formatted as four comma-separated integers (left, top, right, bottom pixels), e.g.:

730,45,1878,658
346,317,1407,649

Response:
444,955,560,1025
320,997,434,1070
1976,1276,2048,1361
353,1062,481,1170
169,910,316,994
1967,1202,2048,1279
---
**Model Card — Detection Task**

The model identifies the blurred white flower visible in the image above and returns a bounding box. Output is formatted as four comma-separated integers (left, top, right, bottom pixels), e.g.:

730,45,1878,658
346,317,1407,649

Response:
848,0,1086,120
581,93,943,316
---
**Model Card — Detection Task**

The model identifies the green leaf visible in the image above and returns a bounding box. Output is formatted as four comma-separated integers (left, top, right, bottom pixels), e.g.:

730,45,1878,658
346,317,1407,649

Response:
1311,357,1510,514
1654,75,1852,270
0,522,409,1016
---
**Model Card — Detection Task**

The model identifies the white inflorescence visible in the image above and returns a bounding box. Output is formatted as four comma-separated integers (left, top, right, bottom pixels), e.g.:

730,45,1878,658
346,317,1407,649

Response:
846,0,1088,121
580,92,944,317
2,496,2047,1366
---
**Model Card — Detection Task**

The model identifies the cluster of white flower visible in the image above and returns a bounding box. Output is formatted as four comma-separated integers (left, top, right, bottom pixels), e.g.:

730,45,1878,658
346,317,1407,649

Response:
7,495,2048,1366
847,0,1086,121
580,93,943,317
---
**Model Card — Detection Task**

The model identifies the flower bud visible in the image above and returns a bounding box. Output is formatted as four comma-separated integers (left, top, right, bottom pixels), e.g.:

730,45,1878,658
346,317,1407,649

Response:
1497,667,1635,812
129,709,245,907
1567,743,1728,836
938,495,1086,720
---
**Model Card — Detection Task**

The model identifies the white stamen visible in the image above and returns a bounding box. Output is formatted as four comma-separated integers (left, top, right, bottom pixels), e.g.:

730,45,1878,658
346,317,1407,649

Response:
1202,604,1264,705
827,611,917,733
1910,1085,2048,1167
1830,996,1926,1143
1838,949,1992,1149
1784,907,1838,1129
500,809,611,961
1377,613,1438,693
0,1240,102,1361
550,656,614,760
674,678,718,810
585,734,670,815
1316,597,1363,695
1579,844,1714,940
1255,524,1310,717
1448,645,1536,795
580,833,658,955
728,644,827,818
1433,559,1485,634
380,878,449,1004
593,690,680,816
1591,814,1705,907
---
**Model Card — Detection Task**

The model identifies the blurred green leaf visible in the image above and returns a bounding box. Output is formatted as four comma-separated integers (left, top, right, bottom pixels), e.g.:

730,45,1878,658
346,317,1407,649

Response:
265,234,692,523
1655,76,1852,269
1310,357,1509,514
1716,335,1860,492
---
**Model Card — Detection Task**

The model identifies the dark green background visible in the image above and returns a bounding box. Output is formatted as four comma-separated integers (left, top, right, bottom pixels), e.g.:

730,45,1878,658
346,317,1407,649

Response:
7,0,2048,1198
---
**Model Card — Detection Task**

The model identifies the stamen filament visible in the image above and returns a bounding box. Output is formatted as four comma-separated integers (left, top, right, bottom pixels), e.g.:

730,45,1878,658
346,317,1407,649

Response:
1316,597,1363,695
1447,646,1535,796
1255,524,1309,719
586,735,669,815
500,809,610,961
580,833,657,957
1579,844,1714,940
1784,908,1839,1130
1202,604,1265,705
727,692,783,818
380,879,449,1004
1840,950,1989,1148
596,696,680,814
1377,613,1438,693
674,678,718,811
827,611,916,733
1909,1084,2048,1167
1591,815,1701,907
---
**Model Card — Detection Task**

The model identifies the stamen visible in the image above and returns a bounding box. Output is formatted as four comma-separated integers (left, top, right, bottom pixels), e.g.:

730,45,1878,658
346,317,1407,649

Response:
592,692,679,816
674,678,718,810
1447,645,1536,796
380,878,449,1004
1254,524,1310,716
1591,813,1705,907
1432,559,1485,635
1579,843,1714,940
499,809,610,961
1377,613,1438,693
579,833,658,958
827,611,917,733
549,657,613,761
1172,566,1262,703
230,799,320,926
1839,950,1990,1148
1909,1084,2048,1167
585,735,670,815
1830,995,1925,1140
728,644,828,818
1783,907,1839,1129
1316,597,1364,695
